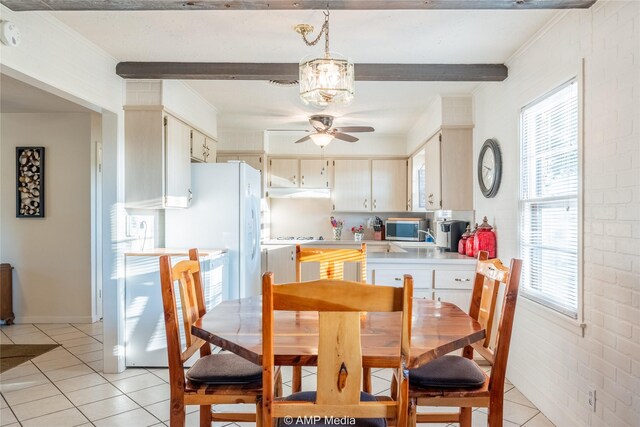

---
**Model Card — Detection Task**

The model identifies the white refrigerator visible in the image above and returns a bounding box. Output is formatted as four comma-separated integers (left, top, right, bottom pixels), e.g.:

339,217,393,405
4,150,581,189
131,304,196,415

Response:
165,162,261,299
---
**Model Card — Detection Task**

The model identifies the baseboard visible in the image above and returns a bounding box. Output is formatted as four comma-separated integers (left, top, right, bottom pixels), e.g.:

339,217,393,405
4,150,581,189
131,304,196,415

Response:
13,315,97,324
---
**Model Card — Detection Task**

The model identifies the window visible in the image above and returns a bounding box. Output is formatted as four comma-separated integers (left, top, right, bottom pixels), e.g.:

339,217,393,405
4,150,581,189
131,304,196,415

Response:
519,80,579,319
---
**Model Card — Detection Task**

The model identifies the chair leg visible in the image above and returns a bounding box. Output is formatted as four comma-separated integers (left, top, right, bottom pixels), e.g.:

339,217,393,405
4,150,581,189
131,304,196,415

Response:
292,366,302,392
275,369,283,397
363,367,372,393
169,398,186,427
390,370,398,400
256,400,263,427
459,407,472,427
408,398,417,427
487,404,503,427
199,404,212,427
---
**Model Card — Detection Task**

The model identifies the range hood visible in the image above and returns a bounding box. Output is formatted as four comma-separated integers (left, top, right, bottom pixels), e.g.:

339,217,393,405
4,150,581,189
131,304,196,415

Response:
266,187,331,199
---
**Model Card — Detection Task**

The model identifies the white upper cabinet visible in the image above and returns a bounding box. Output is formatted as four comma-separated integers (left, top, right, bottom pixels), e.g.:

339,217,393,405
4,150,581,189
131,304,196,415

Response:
190,130,214,163
371,159,407,212
300,159,330,188
424,133,442,210
269,158,299,188
333,159,371,212
125,110,194,209
164,115,192,207
422,129,473,211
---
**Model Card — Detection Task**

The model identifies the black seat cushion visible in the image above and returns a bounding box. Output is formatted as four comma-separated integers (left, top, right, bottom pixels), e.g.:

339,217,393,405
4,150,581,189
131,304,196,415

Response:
276,391,386,427
409,355,486,389
185,353,262,385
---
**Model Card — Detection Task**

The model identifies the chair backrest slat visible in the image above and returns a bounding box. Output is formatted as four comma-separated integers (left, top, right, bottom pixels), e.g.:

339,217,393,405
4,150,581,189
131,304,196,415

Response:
464,251,522,395
159,249,210,388
296,244,367,283
262,272,412,425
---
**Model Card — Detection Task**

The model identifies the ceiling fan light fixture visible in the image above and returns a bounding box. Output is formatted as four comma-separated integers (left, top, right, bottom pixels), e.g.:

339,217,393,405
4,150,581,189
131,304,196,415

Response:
309,133,335,147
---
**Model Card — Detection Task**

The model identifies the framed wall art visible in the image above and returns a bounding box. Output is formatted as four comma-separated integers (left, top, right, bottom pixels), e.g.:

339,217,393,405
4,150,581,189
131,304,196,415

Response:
16,147,45,218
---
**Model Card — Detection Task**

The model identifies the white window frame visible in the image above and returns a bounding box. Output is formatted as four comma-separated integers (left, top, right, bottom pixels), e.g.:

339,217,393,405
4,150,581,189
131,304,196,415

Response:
518,77,584,328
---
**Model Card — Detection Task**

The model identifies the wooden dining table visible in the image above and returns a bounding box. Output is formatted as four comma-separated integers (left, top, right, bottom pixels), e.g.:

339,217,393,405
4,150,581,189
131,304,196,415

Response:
192,296,485,370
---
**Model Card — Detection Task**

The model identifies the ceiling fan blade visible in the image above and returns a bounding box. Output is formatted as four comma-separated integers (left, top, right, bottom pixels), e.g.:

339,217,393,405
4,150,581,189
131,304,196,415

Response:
294,135,312,144
333,132,359,143
332,126,375,133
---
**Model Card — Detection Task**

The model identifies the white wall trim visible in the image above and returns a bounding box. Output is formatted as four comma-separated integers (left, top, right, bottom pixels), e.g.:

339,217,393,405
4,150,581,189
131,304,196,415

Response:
14,316,97,324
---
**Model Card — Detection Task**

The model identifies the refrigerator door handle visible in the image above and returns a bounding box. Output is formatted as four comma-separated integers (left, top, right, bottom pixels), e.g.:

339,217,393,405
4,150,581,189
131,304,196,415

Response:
251,206,258,261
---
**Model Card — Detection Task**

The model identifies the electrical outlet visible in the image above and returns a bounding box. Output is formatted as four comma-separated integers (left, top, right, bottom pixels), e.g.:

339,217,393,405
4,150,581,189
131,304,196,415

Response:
588,388,596,412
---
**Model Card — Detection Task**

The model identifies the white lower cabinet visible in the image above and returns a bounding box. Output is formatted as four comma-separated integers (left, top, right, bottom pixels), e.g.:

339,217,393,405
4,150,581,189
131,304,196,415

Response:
262,245,296,283
368,261,475,314
124,252,228,367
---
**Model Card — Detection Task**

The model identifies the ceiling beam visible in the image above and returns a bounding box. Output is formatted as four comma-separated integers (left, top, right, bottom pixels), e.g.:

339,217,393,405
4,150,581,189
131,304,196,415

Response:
116,62,508,82
1,0,597,11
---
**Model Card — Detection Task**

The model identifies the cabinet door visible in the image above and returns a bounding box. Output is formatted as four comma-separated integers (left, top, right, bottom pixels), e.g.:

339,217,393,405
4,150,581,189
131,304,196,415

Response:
266,246,296,283
440,128,473,210
204,137,216,163
333,159,371,211
269,158,298,188
424,133,441,210
410,148,426,212
300,159,329,188
191,130,206,162
238,154,263,173
371,159,407,212
164,115,192,207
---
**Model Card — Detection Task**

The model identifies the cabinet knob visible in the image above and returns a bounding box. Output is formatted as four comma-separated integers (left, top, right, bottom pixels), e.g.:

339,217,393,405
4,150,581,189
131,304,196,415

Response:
454,278,471,282
394,277,402,281
373,199,377,209
188,189,193,203
292,175,297,185
291,251,294,261
364,199,368,209
301,175,305,186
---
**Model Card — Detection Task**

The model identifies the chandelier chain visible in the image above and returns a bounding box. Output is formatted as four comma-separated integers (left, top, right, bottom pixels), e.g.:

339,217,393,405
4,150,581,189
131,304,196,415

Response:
300,10,330,55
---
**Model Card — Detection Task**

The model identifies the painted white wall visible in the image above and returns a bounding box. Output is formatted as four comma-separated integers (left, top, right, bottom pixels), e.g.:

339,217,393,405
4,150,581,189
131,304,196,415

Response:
124,80,218,137
1,113,93,323
0,5,126,372
217,130,266,152
472,3,639,426
267,132,407,156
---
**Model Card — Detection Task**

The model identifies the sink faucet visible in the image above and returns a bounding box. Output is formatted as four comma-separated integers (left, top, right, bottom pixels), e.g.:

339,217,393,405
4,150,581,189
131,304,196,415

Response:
418,229,435,242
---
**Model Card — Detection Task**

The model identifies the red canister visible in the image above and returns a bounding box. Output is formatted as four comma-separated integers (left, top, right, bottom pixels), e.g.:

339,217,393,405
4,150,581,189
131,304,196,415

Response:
465,223,478,257
474,216,497,258
458,225,471,255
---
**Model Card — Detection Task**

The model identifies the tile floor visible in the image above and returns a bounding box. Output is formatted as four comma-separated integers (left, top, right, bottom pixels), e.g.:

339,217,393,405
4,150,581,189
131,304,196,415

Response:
0,322,556,427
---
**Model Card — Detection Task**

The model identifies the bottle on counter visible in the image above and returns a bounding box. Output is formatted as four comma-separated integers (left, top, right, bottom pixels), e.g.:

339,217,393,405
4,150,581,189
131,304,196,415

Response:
473,216,497,259
465,223,478,257
458,225,471,255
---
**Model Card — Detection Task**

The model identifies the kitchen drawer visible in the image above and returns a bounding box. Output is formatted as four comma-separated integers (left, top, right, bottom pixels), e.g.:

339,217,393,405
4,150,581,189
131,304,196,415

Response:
434,269,474,290
372,268,433,289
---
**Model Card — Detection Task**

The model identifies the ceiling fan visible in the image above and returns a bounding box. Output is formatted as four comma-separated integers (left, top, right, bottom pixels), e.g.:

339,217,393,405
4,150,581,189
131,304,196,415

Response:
294,115,374,147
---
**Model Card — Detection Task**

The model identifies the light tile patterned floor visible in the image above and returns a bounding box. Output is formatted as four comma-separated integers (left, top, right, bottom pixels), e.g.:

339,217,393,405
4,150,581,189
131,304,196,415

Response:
0,323,556,427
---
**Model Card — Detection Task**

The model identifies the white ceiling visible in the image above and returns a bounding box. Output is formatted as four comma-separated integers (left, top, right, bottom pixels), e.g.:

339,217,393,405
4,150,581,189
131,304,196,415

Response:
52,9,558,133
0,74,93,114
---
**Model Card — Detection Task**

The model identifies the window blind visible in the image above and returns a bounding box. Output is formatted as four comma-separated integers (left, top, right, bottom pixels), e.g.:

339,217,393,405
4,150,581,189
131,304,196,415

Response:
520,80,579,318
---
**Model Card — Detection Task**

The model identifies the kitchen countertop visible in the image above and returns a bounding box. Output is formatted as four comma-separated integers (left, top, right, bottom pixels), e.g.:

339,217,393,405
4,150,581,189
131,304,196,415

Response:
261,239,476,264
124,248,227,257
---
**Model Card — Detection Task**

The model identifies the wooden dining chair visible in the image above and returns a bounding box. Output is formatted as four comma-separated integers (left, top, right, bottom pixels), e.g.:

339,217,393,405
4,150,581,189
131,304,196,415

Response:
159,249,282,427
293,243,370,392
262,272,413,427
406,250,522,427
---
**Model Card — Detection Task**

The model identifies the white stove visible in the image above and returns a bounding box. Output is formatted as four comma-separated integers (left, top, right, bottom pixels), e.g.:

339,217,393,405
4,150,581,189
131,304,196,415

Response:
274,236,325,241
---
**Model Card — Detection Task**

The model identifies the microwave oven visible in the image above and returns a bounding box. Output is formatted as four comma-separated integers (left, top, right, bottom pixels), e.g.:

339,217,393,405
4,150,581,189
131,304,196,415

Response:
385,218,427,241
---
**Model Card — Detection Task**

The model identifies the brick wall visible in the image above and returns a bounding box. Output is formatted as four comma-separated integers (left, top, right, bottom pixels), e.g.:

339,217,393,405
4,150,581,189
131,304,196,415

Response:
473,1,639,426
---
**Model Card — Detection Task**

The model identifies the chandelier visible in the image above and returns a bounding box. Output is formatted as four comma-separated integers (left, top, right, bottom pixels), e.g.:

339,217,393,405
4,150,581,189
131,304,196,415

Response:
295,11,354,108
